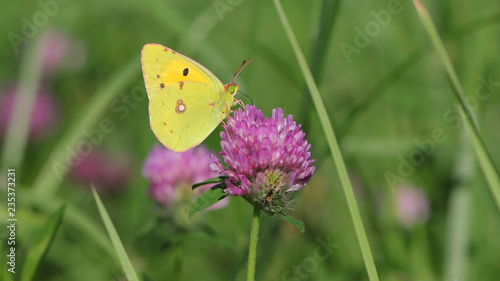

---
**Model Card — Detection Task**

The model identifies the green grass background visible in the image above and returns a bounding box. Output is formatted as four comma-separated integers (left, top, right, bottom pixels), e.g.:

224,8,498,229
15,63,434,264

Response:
1,0,500,280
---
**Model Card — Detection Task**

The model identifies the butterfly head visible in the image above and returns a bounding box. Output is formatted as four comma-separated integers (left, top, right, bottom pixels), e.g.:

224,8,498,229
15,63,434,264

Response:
225,83,239,96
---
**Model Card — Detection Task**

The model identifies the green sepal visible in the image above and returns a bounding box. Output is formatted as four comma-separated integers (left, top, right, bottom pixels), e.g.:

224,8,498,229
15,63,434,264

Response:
280,214,305,233
188,184,227,217
192,176,228,190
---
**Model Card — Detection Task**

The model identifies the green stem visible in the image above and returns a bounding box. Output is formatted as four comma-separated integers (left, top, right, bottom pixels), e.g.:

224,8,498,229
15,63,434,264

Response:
444,187,470,280
31,57,139,199
173,238,184,281
298,0,342,131
1,32,43,170
272,0,379,280
247,206,261,281
413,0,500,211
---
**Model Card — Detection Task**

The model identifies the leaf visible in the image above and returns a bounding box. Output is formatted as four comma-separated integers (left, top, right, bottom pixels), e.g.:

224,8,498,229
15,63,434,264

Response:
189,188,227,217
92,186,139,281
20,206,65,281
192,176,228,189
280,214,305,233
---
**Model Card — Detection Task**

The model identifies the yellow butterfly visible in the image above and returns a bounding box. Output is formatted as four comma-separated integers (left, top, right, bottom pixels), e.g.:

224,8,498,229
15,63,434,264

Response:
141,43,251,152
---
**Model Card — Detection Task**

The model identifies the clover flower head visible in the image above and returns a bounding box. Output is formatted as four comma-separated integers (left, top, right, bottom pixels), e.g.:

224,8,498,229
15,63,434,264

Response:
0,83,59,141
38,28,87,76
210,105,315,215
142,145,227,211
70,149,132,193
394,185,430,228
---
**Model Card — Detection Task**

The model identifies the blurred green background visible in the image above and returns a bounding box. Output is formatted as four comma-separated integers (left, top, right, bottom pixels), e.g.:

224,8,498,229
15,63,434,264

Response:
1,0,500,280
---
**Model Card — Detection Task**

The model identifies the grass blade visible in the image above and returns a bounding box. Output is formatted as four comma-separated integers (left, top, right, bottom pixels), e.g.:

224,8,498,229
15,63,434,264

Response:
1,31,43,170
413,0,500,211
272,1,379,280
20,206,65,281
92,186,140,281
31,57,139,199
444,187,470,281
299,0,342,130
21,189,115,258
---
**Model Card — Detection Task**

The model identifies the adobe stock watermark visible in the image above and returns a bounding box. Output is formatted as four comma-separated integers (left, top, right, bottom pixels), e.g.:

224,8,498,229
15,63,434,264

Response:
51,85,147,181
213,0,243,20
339,0,403,63
384,74,500,188
8,0,71,54
281,235,338,281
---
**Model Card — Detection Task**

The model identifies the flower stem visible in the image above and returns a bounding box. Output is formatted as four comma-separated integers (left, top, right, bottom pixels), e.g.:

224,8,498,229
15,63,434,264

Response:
31,57,139,199
1,30,43,171
173,238,184,281
247,206,261,281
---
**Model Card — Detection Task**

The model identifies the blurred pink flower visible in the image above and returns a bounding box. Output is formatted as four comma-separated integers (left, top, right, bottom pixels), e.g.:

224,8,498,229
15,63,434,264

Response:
394,185,430,228
70,149,132,193
0,83,59,141
37,28,86,77
142,145,228,211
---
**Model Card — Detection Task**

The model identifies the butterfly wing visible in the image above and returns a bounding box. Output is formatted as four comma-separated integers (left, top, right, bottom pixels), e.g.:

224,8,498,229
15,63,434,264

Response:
149,81,231,152
141,43,224,100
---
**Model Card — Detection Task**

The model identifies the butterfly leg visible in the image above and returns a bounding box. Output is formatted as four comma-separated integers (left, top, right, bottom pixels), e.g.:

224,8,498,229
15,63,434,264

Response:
221,104,232,127
234,99,246,109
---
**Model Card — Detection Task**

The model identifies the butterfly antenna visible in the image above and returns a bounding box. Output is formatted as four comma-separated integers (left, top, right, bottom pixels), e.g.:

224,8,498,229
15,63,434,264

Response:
232,58,253,83
237,90,254,105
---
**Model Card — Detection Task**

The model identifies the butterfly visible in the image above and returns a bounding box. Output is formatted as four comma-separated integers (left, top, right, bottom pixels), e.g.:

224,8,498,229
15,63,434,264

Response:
141,43,251,152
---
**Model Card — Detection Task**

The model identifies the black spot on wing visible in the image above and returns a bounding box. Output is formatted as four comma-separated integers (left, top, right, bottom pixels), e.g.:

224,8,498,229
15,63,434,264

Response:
183,68,189,76
160,83,165,89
